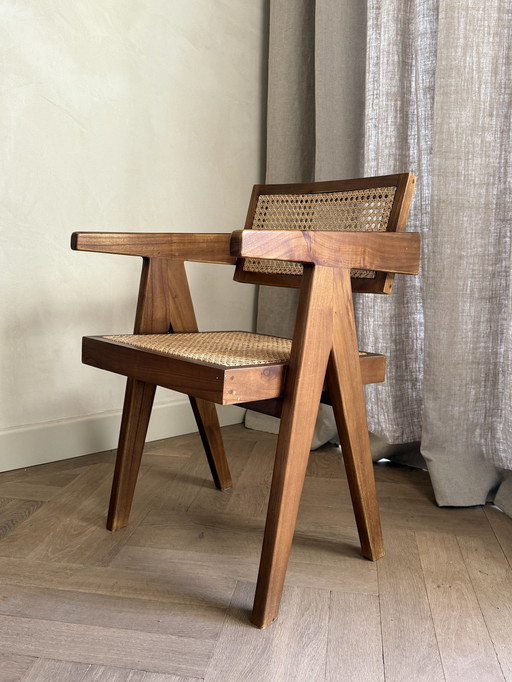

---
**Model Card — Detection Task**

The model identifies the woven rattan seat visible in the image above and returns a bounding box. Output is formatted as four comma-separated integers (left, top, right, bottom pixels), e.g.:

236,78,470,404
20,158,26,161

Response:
72,173,419,628
91,333,375,407
105,332,292,367
104,331,369,369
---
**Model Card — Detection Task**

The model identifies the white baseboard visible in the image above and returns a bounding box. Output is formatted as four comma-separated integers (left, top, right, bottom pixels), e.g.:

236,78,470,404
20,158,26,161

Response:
0,399,245,473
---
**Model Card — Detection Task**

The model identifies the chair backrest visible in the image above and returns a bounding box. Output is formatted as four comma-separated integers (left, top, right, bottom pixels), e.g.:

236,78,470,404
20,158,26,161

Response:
234,173,416,294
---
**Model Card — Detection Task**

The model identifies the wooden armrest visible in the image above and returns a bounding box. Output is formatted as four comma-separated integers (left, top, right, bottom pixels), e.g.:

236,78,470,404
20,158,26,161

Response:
71,232,236,265
230,229,420,275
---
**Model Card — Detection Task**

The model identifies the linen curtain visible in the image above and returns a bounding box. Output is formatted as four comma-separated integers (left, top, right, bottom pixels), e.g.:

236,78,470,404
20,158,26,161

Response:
246,0,367,448
249,0,512,515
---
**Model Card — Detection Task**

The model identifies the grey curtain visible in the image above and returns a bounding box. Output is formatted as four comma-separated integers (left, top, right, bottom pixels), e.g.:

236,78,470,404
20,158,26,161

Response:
246,0,367,447
248,0,512,516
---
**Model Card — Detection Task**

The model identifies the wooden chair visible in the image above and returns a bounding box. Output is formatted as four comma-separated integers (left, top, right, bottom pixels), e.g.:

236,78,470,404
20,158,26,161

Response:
72,173,419,628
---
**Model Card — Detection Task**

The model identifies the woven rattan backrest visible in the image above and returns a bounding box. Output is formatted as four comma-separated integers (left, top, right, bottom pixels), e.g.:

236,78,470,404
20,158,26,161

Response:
234,173,416,294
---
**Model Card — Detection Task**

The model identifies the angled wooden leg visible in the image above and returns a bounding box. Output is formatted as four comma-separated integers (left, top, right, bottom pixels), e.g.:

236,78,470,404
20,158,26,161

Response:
107,378,156,531
327,269,384,561
189,397,232,490
158,261,232,491
251,266,334,628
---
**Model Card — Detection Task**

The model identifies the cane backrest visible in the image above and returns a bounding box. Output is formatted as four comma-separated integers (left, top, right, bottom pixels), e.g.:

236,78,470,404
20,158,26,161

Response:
234,173,416,294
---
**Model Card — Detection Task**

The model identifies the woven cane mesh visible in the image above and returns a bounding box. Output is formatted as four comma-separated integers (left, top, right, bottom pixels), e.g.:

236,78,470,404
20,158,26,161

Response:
105,332,292,367
244,186,396,278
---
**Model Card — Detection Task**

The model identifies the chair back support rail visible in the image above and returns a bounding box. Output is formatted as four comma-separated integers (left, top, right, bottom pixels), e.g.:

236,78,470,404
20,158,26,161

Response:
235,173,416,293
71,172,419,628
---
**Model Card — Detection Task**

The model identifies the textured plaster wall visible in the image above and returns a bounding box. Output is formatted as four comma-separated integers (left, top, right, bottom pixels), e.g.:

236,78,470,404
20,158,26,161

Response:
0,2,266,468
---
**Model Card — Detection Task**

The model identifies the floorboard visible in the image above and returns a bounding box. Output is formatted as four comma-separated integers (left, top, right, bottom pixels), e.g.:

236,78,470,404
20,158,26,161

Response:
0,653,36,682
204,581,329,682
378,529,444,682
417,531,504,681
326,591,384,682
0,614,212,678
457,534,512,680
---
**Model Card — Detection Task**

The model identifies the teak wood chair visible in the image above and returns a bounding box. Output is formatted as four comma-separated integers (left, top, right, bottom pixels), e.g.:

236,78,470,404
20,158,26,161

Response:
72,173,419,628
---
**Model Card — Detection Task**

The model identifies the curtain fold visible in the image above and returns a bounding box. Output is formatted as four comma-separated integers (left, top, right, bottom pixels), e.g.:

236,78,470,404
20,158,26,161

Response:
420,0,512,504
363,0,512,506
251,0,512,516
360,0,432,444
246,0,367,440
254,0,315,342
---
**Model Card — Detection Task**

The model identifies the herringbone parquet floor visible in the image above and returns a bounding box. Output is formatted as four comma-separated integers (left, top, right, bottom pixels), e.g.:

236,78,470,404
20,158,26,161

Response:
0,424,511,681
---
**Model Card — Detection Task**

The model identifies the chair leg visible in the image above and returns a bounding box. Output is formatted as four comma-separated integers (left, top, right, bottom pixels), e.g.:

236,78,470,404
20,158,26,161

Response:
251,265,334,628
189,397,232,490
327,365,384,561
250,401,321,628
327,270,384,561
107,378,156,531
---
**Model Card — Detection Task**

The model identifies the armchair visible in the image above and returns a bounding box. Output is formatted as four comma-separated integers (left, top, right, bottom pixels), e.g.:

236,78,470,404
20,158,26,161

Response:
72,173,419,628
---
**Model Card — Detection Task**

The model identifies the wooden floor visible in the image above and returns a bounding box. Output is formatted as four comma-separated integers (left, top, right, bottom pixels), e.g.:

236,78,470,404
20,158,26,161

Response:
0,424,511,681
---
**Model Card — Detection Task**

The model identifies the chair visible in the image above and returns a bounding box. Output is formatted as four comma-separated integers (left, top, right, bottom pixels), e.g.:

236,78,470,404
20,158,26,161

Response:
72,173,419,628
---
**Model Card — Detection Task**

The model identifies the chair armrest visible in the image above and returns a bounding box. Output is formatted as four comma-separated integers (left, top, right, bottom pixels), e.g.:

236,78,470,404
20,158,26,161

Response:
71,232,237,265
230,229,420,275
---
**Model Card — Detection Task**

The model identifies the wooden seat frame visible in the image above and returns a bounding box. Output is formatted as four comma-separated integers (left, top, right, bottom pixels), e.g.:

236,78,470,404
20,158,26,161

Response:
72,173,419,628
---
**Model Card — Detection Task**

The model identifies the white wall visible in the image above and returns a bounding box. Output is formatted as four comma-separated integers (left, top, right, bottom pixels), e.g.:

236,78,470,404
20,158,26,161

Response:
0,2,267,471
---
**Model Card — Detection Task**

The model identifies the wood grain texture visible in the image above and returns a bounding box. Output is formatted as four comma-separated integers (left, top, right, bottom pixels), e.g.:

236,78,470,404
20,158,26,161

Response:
0,469,77,501
83,335,287,405
234,173,417,293
0,465,111,558
189,398,232,490
377,530,444,682
326,592,384,682
0,553,236,607
105,256,231,531
134,258,231,490
251,265,335,627
0,499,44,541
231,229,420,274
417,531,504,681
328,268,383,561
0,614,213,678
22,659,90,681
83,338,385,407
107,380,156,531
457,534,512,680
485,504,512,568
140,673,201,682
211,439,275,518
245,173,411,205
0,653,36,682
79,665,145,682
2,425,512,680
21,659,200,682
380,504,492,537
0,583,224,640
71,232,236,264
0,465,165,567
204,581,329,682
